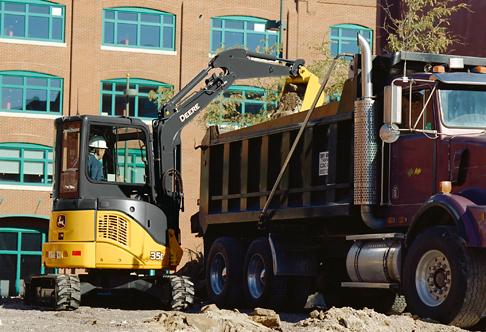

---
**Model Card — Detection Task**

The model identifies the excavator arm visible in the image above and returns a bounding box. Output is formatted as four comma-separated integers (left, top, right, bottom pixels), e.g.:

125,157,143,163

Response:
152,48,305,223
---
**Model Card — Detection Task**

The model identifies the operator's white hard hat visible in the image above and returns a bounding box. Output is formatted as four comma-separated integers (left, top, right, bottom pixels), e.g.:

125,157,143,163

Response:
89,136,107,149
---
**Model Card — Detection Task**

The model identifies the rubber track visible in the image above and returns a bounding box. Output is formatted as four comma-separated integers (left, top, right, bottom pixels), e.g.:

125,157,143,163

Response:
55,275,81,311
164,275,195,311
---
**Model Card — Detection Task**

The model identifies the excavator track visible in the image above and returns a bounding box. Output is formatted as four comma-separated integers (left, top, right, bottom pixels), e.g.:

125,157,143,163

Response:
24,274,81,311
163,275,195,310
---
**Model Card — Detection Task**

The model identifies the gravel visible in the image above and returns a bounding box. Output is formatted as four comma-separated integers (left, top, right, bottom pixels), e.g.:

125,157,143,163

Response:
0,297,477,332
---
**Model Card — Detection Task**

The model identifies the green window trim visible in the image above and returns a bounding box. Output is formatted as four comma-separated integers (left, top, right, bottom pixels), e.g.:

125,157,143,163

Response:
210,15,279,55
330,23,372,56
102,7,176,51
0,227,46,295
0,0,65,42
100,78,173,119
223,85,277,115
0,70,63,114
0,142,53,186
116,148,146,184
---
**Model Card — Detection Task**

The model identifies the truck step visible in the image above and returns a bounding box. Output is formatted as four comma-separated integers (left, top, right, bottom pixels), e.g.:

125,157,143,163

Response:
341,282,399,289
346,233,405,241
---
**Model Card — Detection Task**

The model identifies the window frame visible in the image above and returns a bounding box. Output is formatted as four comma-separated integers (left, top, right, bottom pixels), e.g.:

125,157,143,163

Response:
116,148,146,184
102,7,176,51
0,0,65,43
0,142,53,186
100,78,173,119
210,15,279,55
223,85,277,115
329,23,372,56
0,227,46,295
0,70,63,115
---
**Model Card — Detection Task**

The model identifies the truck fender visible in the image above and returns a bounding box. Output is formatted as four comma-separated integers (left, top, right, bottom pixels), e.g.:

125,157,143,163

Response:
407,193,481,247
268,233,319,277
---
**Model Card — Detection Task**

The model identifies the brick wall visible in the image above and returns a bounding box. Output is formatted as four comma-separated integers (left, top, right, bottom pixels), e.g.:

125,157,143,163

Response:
0,0,376,265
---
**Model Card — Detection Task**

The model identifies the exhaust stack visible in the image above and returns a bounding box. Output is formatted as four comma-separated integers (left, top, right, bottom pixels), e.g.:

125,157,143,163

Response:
353,34,385,229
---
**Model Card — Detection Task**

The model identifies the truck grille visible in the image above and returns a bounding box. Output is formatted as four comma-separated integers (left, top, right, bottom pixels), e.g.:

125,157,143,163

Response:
97,213,128,246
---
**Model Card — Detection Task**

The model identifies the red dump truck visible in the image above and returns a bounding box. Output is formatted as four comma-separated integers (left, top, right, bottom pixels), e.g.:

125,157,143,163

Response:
192,37,486,328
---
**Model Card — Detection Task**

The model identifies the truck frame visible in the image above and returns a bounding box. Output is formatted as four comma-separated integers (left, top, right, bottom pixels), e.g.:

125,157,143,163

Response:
194,36,486,328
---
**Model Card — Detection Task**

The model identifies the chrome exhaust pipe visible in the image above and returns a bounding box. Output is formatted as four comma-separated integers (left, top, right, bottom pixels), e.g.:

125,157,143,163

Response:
354,35,385,229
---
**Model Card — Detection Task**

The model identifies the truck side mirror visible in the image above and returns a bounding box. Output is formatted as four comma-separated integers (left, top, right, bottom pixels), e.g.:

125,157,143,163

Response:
384,85,402,125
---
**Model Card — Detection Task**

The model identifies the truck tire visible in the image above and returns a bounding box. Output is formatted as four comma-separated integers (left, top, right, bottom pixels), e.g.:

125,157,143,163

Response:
206,237,244,308
403,226,486,328
243,237,287,309
352,289,406,314
286,276,313,311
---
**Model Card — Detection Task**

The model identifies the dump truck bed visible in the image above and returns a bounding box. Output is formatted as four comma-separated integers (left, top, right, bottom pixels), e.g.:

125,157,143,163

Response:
197,102,355,232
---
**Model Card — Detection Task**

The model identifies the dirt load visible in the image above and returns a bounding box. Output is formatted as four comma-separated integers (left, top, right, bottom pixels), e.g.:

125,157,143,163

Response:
0,297,480,332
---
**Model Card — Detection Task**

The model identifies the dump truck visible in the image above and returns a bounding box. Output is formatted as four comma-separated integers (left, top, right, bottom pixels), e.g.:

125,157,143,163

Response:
23,48,322,311
193,36,486,328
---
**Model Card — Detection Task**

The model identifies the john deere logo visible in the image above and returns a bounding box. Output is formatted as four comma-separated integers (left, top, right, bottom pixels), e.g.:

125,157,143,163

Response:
57,215,66,228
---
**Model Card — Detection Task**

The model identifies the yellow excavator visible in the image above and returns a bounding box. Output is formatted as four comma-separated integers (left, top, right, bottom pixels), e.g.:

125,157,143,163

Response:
23,48,324,310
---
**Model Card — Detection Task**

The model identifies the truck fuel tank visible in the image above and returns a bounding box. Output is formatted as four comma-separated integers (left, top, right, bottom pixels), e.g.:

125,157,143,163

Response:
346,235,402,283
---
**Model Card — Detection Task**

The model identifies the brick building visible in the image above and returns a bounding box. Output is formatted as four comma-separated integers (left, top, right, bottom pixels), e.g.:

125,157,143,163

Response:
0,0,376,296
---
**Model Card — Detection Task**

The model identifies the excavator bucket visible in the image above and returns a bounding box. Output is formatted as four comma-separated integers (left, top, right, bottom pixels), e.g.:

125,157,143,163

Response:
279,66,325,114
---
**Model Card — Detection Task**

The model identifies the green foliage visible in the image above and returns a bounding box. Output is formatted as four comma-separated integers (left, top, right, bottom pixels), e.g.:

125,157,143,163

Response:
147,86,174,111
201,83,278,129
384,0,469,53
306,41,350,99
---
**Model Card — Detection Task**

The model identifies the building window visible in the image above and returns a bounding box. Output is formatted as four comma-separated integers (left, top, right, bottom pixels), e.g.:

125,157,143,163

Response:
0,1,64,42
0,227,46,296
0,71,62,114
103,7,175,51
222,85,277,115
330,24,372,56
0,143,53,185
211,16,279,54
100,78,173,119
117,149,146,184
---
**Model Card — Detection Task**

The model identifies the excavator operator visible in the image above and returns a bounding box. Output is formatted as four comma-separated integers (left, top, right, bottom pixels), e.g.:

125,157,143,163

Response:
88,136,107,181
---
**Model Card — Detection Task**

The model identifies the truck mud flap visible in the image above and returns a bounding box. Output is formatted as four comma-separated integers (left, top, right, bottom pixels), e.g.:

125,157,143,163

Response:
268,233,319,277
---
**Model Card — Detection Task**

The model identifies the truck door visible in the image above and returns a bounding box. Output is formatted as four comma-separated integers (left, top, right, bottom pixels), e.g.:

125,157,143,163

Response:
389,88,436,206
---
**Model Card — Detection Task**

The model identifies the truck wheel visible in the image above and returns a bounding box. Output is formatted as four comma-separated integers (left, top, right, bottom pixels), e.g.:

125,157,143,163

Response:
206,237,244,308
243,238,287,309
352,289,406,314
403,226,486,328
286,276,313,311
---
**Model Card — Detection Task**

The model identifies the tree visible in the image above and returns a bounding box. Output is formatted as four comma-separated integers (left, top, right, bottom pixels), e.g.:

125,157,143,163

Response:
384,0,469,54
147,86,174,117
306,41,350,100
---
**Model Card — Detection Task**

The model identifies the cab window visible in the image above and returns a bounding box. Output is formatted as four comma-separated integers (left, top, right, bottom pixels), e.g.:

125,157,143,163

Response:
88,125,148,185
400,89,434,131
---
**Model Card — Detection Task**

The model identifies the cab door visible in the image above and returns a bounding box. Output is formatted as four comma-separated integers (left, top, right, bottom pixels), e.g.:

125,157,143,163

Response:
389,88,437,206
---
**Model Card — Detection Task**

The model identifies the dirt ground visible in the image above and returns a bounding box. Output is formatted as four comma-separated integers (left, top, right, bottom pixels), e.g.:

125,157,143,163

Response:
0,297,480,332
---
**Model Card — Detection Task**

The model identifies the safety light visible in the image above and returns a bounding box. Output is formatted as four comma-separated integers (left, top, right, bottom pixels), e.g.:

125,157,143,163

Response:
72,250,81,256
440,181,452,194
432,65,445,73
473,66,486,74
